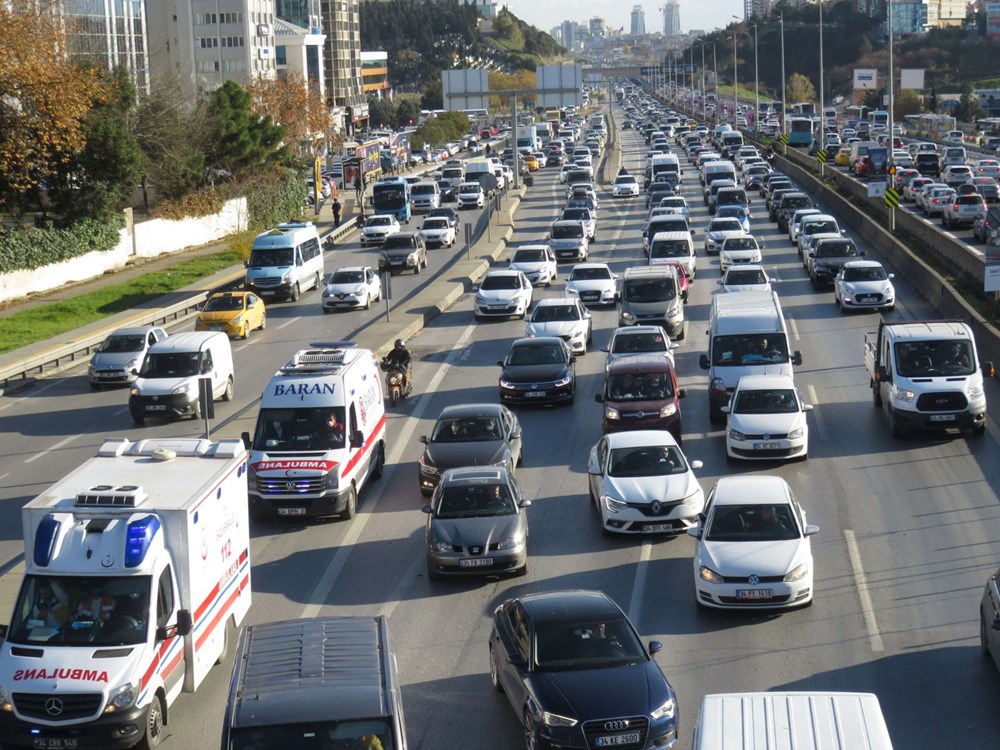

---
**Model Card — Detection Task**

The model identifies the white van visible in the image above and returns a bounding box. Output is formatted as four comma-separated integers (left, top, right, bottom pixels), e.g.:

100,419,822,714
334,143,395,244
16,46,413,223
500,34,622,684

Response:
701,160,737,194
128,331,235,424
650,153,682,187
245,221,324,302
693,692,894,750
410,180,441,212
648,231,697,280
244,342,387,520
699,291,802,423
720,130,745,157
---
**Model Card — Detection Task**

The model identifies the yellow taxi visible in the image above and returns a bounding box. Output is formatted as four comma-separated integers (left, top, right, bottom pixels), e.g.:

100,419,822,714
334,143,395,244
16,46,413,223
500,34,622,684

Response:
196,291,266,339
834,145,852,166
523,153,541,171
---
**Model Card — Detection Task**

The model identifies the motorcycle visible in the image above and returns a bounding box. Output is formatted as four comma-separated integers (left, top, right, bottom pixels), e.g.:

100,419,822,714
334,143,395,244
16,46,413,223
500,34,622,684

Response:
380,358,412,406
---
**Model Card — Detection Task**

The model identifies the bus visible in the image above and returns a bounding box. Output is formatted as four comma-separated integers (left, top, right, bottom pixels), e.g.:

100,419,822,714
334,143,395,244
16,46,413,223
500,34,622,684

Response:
870,110,889,128
372,176,411,223
791,102,815,117
902,112,957,139
845,104,869,123
786,117,814,147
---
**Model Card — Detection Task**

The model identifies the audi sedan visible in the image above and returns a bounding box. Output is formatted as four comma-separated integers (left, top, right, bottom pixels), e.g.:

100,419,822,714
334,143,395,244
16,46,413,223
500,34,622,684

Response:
588,430,704,535
689,475,819,609
565,263,617,307
489,590,678,750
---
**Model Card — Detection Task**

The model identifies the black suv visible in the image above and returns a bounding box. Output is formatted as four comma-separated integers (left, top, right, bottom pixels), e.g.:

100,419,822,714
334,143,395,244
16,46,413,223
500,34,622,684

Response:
378,231,428,275
914,152,940,178
809,238,866,287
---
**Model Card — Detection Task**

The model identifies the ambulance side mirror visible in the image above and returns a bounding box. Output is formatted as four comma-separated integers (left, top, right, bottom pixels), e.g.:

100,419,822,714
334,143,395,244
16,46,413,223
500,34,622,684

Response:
241,431,251,450
352,429,364,447
0,624,7,641
176,610,192,637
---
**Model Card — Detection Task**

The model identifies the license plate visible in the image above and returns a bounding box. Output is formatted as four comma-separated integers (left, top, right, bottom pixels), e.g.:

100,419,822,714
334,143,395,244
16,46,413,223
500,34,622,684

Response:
459,557,494,568
930,414,956,422
736,589,773,600
259,290,275,296
335,302,352,307
596,732,641,746
753,442,782,450
643,524,672,533
390,259,404,264
277,507,307,516
525,391,546,398
146,404,167,411
97,372,120,379
489,305,509,311
34,740,78,749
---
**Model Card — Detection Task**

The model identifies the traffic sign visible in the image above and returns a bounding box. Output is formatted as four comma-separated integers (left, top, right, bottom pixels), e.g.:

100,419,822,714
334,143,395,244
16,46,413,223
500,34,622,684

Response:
888,165,896,176
884,186,900,209
780,133,788,145
816,149,827,164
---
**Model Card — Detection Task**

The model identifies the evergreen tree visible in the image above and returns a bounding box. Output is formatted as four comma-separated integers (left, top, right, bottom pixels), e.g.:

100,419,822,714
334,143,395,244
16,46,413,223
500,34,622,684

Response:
205,81,289,176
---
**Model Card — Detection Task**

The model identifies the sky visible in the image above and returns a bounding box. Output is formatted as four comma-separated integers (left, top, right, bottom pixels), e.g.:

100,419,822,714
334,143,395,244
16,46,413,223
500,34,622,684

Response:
499,0,740,36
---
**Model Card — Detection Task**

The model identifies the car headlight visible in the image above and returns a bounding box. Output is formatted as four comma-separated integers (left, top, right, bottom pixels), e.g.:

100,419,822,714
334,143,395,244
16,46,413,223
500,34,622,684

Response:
0,684,12,712
566,287,579,295
231,315,243,325
431,540,453,553
784,563,810,582
104,682,138,713
542,711,578,728
843,283,856,295
497,535,524,550
603,496,627,513
893,385,915,402
407,252,418,263
650,697,676,720
499,379,515,389
322,289,333,297
621,310,635,321
130,386,141,397
729,428,747,441
475,296,487,305
378,252,388,262
604,406,621,420
125,358,139,371
659,403,677,418
699,565,725,583
553,375,572,387
787,426,805,439
281,272,292,283
172,383,191,396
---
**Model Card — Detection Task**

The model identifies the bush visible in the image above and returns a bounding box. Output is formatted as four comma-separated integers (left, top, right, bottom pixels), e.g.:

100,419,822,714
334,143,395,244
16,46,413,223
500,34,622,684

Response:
153,188,226,220
0,215,125,274
243,168,306,230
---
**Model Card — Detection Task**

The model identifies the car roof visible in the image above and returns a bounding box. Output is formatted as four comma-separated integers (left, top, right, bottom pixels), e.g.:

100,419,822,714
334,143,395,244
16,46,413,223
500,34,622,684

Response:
606,354,675,374
724,263,766,274
571,262,612,271
736,373,797,390
484,268,523,278
440,466,508,485
612,325,665,336
331,266,368,274
534,297,578,307
518,590,622,624
603,429,680,449
712,475,792,506
109,326,160,336
437,403,505,420
842,260,883,269
511,335,565,347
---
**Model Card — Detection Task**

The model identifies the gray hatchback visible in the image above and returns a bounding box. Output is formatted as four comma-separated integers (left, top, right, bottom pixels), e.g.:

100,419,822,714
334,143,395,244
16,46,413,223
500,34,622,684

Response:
423,466,530,579
88,326,168,388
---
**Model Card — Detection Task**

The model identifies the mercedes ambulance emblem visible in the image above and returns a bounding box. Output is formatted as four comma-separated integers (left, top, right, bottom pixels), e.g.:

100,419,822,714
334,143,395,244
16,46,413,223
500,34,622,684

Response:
45,697,63,716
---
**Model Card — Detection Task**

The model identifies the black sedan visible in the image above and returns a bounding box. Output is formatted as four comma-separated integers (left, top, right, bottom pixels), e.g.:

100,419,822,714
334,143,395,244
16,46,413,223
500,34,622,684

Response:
489,590,678,750
418,403,524,496
497,337,576,406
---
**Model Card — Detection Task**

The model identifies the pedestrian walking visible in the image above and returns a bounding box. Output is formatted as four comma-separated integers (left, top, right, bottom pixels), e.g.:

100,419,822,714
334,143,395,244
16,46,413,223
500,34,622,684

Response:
354,173,362,199
331,197,342,227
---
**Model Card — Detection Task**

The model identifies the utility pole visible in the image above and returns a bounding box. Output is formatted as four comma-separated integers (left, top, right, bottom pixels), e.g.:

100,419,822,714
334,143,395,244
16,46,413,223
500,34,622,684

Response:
888,0,896,231
752,24,759,133
819,0,826,173
779,11,786,140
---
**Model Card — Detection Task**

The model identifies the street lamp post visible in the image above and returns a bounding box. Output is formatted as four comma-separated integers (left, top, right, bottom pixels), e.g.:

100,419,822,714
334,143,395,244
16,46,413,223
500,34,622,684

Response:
751,24,759,134
779,11,786,139
701,43,707,121
819,0,826,169
731,16,740,124
713,44,718,122
888,0,896,230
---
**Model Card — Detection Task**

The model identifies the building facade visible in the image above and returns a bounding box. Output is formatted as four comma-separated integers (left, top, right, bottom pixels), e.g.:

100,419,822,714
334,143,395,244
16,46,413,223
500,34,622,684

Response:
320,0,367,131
663,2,680,35
61,0,151,94
360,50,389,95
630,5,646,36
589,16,606,37
890,1,929,32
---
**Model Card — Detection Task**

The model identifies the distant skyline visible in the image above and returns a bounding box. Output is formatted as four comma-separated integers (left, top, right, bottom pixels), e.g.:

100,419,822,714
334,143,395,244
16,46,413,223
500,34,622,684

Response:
499,0,742,37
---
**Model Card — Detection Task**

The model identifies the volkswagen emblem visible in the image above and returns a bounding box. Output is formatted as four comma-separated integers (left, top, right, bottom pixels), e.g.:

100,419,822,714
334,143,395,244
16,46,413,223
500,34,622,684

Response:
748,574,760,585
284,481,297,491
651,501,662,514
531,384,538,390
604,719,629,731
762,434,770,441
45,697,63,716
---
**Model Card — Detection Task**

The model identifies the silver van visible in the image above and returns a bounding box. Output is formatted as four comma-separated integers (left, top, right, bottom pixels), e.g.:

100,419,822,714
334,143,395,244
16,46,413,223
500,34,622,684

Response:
616,266,685,340
245,221,324,302
410,180,441,212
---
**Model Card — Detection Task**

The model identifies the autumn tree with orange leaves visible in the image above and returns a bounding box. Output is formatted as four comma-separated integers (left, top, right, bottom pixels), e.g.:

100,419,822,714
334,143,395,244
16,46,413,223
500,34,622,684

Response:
0,1,108,211
246,73,340,155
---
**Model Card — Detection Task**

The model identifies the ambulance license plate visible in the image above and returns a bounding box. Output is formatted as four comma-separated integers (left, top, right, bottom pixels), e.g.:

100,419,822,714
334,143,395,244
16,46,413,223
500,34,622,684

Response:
34,740,78,749
277,507,307,516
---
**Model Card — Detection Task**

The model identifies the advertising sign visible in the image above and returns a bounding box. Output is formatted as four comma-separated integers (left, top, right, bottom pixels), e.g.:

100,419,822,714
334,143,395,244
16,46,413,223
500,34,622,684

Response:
537,64,584,109
442,69,489,112
853,68,877,90
988,3,1000,40
900,69,925,90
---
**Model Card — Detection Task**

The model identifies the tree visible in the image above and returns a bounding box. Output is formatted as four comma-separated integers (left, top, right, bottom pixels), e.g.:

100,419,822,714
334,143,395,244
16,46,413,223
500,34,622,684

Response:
421,79,443,110
367,97,397,130
786,73,817,105
246,73,331,152
396,98,422,128
0,0,108,213
205,81,290,176
953,81,983,124
928,86,938,113
893,89,922,120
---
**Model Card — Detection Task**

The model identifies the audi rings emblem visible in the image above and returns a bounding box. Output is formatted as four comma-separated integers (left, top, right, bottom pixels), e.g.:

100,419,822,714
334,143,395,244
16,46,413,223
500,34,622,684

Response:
45,697,64,716
604,719,629,731
748,574,760,585
651,501,662,514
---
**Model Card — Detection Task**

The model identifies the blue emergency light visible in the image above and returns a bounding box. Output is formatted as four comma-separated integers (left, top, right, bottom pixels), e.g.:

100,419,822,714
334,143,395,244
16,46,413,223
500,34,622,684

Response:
33,516,61,567
124,515,161,568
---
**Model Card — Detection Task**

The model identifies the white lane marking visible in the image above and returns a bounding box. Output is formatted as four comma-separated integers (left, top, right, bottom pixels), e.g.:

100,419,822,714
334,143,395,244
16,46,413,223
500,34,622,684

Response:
627,542,653,626
25,434,83,464
844,529,885,652
788,316,800,341
277,318,297,330
0,473,8,482
805,384,828,441
300,323,478,619
112,407,128,417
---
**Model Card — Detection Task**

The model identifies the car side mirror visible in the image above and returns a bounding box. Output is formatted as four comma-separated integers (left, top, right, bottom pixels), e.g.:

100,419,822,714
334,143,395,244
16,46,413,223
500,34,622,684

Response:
699,354,710,370
983,361,996,379
419,435,429,444
131,367,139,376
803,404,814,412
648,640,663,656
792,351,803,366
421,504,433,514
497,360,504,367
690,460,704,470
875,365,889,382
519,499,532,508
243,260,249,268
804,524,820,536
686,527,702,539
594,393,604,403
241,431,251,450
507,654,526,668
0,624,8,641
678,388,687,399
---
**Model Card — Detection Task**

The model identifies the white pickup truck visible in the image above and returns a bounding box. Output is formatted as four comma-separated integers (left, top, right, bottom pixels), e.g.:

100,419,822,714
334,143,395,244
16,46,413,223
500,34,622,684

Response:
864,319,993,437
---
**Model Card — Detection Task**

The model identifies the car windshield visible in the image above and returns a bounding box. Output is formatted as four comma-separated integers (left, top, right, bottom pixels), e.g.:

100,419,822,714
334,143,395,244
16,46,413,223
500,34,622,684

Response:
251,407,347,451
784,197,811,209
608,445,686,477
709,219,742,233
615,175,637,184
98,335,145,353
725,269,767,285
571,267,611,281
459,185,480,194
533,617,646,671
422,219,448,230
434,483,515,517
611,331,667,355
815,242,859,258
229,719,396,750
734,388,799,414
712,334,789,366
650,240,690,258
331,271,364,284
513,249,547,262
894,340,976,377
623,275,676,302
551,224,583,239
367,217,393,227
508,343,565,366
723,237,758,251
562,210,590,221
705,503,801,542
248,248,293,267
804,220,838,234
606,371,674,400
431,417,503,442
481,275,521,291
717,207,746,219
7,574,151,647
139,352,201,378
531,304,579,322
204,295,245,312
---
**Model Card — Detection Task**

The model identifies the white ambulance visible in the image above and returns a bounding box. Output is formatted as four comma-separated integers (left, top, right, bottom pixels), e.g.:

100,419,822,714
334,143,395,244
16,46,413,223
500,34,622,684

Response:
243,342,386,521
0,437,251,750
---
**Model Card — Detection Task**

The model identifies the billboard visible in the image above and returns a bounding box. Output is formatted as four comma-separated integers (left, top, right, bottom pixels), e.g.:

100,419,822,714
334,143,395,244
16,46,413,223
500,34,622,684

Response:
900,69,925,90
441,69,489,113
988,3,1000,40
853,69,877,90
537,64,584,109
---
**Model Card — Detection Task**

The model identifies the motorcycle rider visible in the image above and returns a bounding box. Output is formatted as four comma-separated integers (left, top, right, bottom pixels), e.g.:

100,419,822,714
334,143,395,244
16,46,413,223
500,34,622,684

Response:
381,339,412,394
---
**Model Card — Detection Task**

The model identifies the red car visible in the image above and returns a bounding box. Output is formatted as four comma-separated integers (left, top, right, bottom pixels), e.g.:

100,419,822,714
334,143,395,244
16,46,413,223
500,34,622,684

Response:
855,156,871,178
659,261,690,303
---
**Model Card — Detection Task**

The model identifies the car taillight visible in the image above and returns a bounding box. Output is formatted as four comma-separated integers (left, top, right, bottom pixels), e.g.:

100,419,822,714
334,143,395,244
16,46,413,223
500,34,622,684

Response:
953,204,960,210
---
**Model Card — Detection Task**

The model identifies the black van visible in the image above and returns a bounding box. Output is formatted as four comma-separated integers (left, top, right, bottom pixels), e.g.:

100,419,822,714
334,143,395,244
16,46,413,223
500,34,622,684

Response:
221,617,408,749
915,152,940,178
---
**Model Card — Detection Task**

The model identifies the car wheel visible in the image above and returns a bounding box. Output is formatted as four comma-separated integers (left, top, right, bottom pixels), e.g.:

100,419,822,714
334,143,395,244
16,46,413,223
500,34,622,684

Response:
362,292,371,310
341,483,358,520
370,443,385,481
222,376,234,402
132,413,145,426
982,608,991,656
888,406,905,439
259,311,266,330
426,562,443,581
972,422,987,437
290,283,301,302
489,644,505,693
137,693,165,750
240,322,249,340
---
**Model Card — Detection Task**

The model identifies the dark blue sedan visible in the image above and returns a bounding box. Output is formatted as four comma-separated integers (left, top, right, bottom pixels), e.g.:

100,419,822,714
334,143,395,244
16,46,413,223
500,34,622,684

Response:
489,590,678,750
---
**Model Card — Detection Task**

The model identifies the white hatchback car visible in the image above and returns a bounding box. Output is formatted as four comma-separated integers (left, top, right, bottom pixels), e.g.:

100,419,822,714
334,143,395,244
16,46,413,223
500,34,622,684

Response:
833,260,896,312
321,266,382,312
688,475,819,609
473,270,533,320
524,298,592,354
719,235,763,274
587,430,704,535
565,263,617,307
721,374,811,462
718,264,771,293
612,173,640,197
508,244,558,287
418,216,456,248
